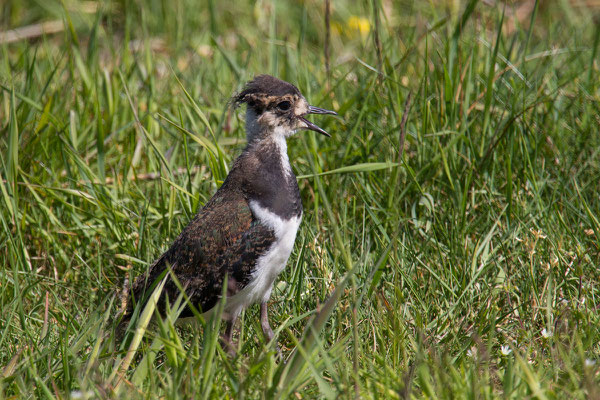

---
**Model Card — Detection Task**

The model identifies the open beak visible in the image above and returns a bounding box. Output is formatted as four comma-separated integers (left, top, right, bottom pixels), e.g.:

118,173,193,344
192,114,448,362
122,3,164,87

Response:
300,105,337,137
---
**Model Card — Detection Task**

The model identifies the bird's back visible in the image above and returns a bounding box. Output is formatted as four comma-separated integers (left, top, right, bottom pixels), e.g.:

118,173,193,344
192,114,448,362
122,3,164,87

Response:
126,176,276,318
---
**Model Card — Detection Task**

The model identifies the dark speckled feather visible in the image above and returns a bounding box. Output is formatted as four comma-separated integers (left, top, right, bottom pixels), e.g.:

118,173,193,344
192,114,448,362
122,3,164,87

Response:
127,170,277,317
235,75,300,104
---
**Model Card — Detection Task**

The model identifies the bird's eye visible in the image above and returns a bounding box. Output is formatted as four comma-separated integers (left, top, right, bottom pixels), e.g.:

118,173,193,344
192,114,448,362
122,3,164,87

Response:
277,101,291,111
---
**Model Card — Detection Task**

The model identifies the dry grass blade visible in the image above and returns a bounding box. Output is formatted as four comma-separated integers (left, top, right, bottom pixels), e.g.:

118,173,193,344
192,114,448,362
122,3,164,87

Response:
111,277,167,394
0,21,64,44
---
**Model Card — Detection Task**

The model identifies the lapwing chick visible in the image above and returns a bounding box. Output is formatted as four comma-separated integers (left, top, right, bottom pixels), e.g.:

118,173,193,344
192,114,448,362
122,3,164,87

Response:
123,75,337,354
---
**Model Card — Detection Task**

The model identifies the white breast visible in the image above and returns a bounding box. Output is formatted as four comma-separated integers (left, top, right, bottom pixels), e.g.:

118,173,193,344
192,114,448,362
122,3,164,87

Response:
221,201,301,320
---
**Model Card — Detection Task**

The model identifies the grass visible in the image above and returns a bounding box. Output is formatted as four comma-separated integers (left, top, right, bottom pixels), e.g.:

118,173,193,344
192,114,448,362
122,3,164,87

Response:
1,0,600,398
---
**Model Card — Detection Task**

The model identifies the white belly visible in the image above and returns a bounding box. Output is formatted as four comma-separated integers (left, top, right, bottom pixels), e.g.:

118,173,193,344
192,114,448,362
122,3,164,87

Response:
221,201,301,320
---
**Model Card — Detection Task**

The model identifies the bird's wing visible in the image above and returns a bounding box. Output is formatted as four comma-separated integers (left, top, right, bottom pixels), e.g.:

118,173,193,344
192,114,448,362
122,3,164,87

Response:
129,188,275,316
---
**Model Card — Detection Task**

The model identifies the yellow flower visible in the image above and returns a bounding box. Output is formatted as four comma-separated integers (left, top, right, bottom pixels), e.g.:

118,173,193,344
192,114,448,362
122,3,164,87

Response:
346,16,370,38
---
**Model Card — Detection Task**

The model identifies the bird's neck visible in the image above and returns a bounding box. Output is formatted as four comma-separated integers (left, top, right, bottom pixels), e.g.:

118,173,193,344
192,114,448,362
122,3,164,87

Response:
230,127,301,220
245,132,291,178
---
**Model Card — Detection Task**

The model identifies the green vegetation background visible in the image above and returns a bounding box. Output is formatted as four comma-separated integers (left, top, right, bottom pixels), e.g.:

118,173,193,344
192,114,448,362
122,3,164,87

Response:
1,0,599,398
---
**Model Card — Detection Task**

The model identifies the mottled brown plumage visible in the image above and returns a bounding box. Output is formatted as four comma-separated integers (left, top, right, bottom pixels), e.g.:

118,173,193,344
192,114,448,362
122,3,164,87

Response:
128,180,275,317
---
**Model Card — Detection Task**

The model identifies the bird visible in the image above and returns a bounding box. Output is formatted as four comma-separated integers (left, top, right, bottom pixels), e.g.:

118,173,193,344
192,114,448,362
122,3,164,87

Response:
121,74,337,353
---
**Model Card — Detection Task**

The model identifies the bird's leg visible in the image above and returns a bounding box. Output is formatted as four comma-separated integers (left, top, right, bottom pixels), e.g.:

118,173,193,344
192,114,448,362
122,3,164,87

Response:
260,302,274,342
261,301,283,360
220,277,241,356
221,318,238,357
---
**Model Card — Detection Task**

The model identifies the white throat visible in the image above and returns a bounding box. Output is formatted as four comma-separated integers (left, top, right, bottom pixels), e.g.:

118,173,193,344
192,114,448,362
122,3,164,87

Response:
271,133,292,178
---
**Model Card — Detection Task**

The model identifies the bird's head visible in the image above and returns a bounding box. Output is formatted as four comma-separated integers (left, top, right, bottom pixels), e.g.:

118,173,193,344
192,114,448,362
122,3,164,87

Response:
234,75,337,143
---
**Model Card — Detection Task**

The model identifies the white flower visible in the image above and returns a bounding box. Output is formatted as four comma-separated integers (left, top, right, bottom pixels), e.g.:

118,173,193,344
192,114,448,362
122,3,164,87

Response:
70,391,94,400
541,328,553,338
585,359,596,367
467,347,477,358
500,345,512,356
